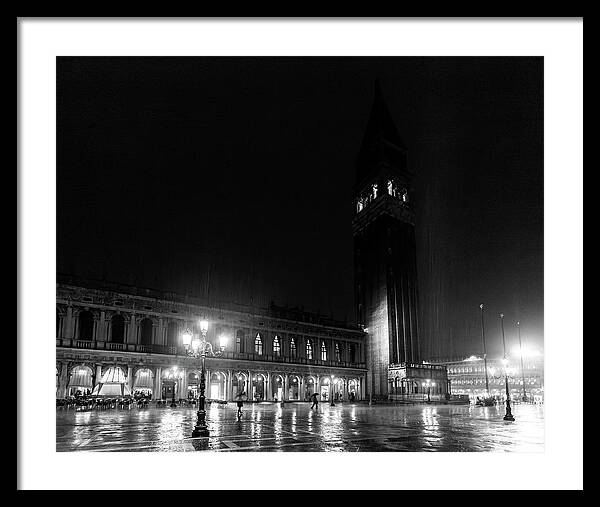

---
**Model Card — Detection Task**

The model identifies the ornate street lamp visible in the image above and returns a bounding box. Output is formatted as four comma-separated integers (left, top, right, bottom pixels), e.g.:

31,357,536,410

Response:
421,379,434,402
499,313,515,421
516,321,527,403
181,319,227,437
164,367,183,408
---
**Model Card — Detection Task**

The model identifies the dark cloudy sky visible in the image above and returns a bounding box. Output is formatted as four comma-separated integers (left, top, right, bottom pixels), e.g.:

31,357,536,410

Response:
57,57,543,360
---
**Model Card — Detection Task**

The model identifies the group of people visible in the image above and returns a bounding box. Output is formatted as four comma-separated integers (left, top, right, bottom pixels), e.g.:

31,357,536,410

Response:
233,390,358,417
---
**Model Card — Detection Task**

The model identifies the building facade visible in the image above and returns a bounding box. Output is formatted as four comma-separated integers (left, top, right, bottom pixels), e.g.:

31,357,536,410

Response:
56,276,368,402
353,81,448,399
432,355,544,403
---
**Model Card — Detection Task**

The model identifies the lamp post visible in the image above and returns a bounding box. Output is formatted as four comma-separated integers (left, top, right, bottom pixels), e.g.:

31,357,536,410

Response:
499,313,515,421
165,367,183,408
479,303,490,397
181,319,227,438
422,379,433,402
516,321,527,403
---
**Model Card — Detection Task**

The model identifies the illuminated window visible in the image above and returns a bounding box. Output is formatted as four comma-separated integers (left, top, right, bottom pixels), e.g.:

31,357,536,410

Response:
401,188,408,202
290,337,297,357
254,333,263,355
387,179,393,195
273,335,281,356
306,339,313,360
372,183,378,199
321,341,328,361
335,342,341,362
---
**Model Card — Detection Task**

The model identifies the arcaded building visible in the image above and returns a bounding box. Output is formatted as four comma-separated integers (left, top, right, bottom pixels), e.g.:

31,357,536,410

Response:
56,275,368,402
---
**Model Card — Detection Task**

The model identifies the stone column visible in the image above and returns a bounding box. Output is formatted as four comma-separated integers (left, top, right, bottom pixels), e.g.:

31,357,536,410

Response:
159,318,167,346
95,364,102,388
316,375,321,400
227,370,233,401
128,314,137,345
98,310,107,342
65,305,74,340
283,374,289,402
180,368,188,400
92,314,98,341
154,367,162,400
57,362,70,398
176,376,182,401
127,366,133,394
248,370,253,401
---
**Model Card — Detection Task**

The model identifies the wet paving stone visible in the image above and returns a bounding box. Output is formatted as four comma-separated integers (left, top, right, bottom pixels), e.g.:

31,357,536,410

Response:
56,401,544,452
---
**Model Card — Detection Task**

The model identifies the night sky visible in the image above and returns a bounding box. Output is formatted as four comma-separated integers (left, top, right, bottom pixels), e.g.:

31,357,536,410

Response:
57,57,543,360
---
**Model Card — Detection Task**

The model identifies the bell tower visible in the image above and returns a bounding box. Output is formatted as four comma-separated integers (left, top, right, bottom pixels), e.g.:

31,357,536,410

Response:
353,80,421,398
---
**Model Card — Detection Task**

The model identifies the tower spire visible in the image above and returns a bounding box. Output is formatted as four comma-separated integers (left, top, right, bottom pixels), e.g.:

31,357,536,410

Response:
356,79,407,185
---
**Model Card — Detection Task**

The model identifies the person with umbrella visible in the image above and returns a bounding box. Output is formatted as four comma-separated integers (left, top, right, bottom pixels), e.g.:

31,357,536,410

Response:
235,390,246,419
310,392,319,410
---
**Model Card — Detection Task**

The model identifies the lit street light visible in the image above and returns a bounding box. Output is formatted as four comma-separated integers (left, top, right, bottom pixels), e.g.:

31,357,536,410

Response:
164,367,183,408
181,319,228,437
499,313,515,421
422,379,434,402
516,321,527,403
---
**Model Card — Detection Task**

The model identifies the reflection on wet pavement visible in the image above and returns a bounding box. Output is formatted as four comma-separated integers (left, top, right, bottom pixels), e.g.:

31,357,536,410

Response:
56,402,544,452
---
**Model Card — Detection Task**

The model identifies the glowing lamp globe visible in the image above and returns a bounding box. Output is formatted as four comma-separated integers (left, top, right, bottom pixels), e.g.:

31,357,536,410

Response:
182,330,193,347
200,320,209,333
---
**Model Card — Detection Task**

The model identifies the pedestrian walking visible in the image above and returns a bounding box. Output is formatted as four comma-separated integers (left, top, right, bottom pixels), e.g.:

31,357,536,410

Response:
310,392,319,410
236,390,246,419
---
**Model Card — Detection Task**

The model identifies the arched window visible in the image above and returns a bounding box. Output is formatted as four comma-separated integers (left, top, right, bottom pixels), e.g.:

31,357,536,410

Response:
335,342,341,362
140,318,153,345
56,309,62,338
349,343,356,363
78,310,94,340
111,314,125,343
167,321,178,347
236,330,244,353
273,335,281,356
401,188,408,202
306,339,313,360
321,341,328,361
290,337,297,357
254,333,263,355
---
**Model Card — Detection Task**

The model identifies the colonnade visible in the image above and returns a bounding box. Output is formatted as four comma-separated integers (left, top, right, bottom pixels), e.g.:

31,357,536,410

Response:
56,360,367,402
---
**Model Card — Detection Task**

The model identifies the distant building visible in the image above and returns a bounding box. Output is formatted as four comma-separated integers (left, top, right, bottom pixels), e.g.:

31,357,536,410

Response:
429,355,544,403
